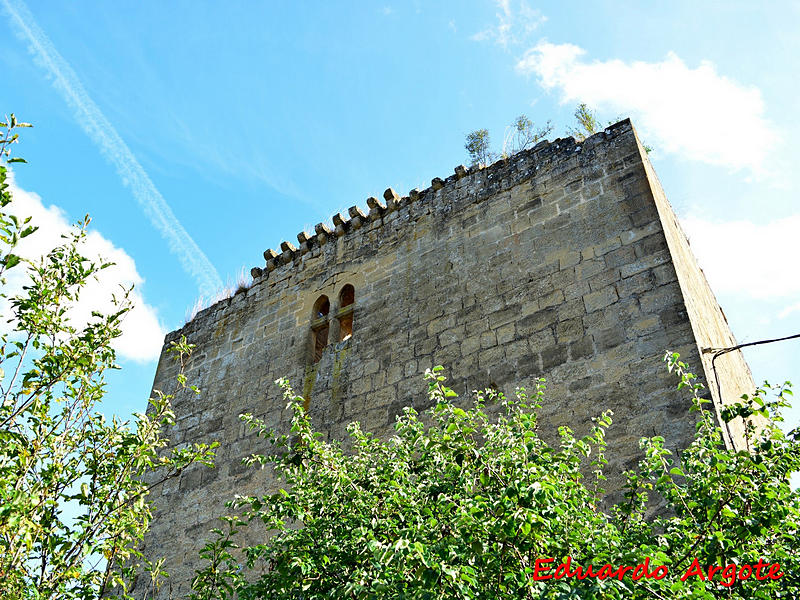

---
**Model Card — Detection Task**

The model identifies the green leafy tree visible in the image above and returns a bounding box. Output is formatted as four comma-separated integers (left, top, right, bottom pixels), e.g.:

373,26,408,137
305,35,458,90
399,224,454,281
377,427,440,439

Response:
193,357,799,599
568,104,653,153
464,128,495,168
0,115,217,599
568,103,600,142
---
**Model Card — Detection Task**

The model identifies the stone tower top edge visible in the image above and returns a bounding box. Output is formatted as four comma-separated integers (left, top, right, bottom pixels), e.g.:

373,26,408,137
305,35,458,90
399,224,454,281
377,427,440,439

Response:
166,118,636,343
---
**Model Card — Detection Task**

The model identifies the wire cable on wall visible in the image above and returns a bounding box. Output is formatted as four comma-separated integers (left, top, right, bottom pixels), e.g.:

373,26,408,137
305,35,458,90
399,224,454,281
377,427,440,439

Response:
703,332,800,407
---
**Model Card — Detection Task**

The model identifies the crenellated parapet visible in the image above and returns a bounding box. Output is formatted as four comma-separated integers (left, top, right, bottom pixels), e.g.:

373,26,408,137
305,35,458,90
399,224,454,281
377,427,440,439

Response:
247,122,632,289
187,121,637,332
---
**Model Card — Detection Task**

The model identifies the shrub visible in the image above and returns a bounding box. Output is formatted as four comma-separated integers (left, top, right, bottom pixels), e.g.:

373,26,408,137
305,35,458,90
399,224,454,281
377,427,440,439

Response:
192,357,799,599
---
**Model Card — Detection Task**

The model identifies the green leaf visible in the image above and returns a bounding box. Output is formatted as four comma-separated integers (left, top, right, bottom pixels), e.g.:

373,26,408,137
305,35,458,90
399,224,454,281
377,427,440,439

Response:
3,253,20,269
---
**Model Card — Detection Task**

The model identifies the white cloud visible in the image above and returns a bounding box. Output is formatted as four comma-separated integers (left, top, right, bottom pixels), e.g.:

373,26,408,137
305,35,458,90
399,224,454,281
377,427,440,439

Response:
516,42,779,175
1,176,166,363
471,0,546,47
681,214,800,304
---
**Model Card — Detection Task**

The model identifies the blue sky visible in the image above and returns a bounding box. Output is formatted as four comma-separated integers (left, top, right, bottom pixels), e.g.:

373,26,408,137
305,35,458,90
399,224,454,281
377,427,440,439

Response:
1,0,798,432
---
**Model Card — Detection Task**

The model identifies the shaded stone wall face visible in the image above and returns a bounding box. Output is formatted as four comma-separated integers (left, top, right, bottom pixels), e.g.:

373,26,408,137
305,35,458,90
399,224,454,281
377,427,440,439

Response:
638,149,757,447
133,120,752,598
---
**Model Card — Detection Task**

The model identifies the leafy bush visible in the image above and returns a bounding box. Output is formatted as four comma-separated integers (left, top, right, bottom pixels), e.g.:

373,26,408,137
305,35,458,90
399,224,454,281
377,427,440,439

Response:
464,128,495,168
0,115,216,600
192,357,799,599
465,115,552,167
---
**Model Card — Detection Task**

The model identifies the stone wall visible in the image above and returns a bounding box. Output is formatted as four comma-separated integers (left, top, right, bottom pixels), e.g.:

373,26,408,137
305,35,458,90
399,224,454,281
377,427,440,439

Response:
133,119,753,598
638,143,756,447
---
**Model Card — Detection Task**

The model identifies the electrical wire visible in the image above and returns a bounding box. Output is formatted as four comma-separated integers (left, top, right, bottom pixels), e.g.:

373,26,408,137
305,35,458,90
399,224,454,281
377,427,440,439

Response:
703,332,800,408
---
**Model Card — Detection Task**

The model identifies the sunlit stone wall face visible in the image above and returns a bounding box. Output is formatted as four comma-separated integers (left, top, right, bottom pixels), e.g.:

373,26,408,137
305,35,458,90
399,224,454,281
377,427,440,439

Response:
132,119,753,599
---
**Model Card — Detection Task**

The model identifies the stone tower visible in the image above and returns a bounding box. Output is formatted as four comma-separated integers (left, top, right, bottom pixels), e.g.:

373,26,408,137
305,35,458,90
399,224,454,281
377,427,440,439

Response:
133,119,754,598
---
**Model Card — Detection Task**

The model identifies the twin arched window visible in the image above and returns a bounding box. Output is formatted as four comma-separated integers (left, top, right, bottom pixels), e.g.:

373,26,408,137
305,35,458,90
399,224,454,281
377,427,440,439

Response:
338,284,354,341
311,296,330,363
311,284,355,363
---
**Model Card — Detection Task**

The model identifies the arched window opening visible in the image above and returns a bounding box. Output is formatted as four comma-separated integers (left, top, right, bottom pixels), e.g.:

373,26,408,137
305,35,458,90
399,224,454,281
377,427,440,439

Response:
311,295,330,363
313,295,330,319
339,284,354,309
338,315,353,342
337,285,355,342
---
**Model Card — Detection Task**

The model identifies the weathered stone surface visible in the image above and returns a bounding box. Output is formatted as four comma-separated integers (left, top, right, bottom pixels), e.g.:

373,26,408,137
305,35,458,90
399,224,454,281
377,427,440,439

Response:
383,188,401,211
263,248,278,262
314,223,333,243
134,119,754,599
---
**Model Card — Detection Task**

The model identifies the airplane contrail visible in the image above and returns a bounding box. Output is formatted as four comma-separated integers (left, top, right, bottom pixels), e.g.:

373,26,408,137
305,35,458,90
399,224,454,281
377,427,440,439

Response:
2,0,223,297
